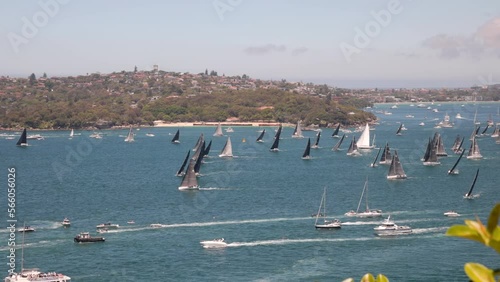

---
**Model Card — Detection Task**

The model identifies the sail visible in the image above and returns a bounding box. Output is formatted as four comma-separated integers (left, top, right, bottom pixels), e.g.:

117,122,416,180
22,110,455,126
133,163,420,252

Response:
213,123,223,137
492,125,499,138
481,124,489,135
311,132,320,148
455,137,465,153
194,142,206,174
451,135,461,151
302,138,311,159
356,123,373,149
16,128,28,146
347,136,358,155
332,124,340,138
70,129,74,138
434,133,447,156
467,137,482,159
370,147,381,167
447,149,465,175
171,129,180,143
270,125,282,151
464,169,479,198
124,126,134,142
387,150,406,179
193,133,204,152
203,140,212,157
219,137,233,157
332,134,345,151
379,142,392,164
256,129,266,142
178,159,199,190
396,124,403,135
292,121,304,138
176,150,191,176
423,137,440,164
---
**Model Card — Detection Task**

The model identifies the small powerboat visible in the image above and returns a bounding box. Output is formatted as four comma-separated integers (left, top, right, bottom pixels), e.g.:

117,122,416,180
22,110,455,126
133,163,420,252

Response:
62,218,71,227
200,238,228,249
444,211,460,217
74,232,105,243
18,226,35,233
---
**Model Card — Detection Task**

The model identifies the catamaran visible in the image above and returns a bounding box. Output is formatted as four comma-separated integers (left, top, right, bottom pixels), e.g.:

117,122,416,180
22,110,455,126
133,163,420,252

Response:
311,132,320,149
124,126,135,142
314,187,341,229
178,159,200,190
256,129,266,142
332,134,345,151
171,129,180,144
463,169,480,199
379,142,392,165
213,123,223,137
345,178,382,218
387,150,407,179
302,138,311,159
447,149,465,175
466,137,483,159
219,137,233,157
356,123,375,149
16,128,28,146
292,121,304,138
270,125,282,152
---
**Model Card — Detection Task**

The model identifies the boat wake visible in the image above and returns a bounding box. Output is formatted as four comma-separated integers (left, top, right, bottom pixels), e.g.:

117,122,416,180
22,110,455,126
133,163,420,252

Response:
227,237,374,248
411,227,448,234
199,187,235,191
0,239,66,251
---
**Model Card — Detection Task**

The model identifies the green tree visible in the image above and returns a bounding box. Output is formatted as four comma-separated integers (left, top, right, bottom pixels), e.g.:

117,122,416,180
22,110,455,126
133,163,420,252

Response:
29,73,37,85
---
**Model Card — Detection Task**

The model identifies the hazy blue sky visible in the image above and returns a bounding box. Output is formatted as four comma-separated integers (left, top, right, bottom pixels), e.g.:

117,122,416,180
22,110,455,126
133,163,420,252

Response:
1,0,499,88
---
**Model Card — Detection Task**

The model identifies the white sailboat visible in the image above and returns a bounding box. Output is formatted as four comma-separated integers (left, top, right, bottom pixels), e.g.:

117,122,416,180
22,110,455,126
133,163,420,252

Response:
345,179,382,218
314,187,341,229
356,123,374,149
213,123,223,137
124,126,135,142
69,129,74,139
218,136,233,157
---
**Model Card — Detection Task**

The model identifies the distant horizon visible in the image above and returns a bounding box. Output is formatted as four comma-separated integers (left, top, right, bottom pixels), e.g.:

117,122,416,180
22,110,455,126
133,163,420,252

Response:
2,1,499,89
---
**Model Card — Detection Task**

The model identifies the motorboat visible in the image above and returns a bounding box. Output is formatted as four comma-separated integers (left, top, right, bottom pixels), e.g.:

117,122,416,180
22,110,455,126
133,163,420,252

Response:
96,222,119,229
150,223,163,228
373,216,412,236
200,238,228,249
315,219,342,229
74,232,105,243
145,133,155,137
4,268,71,282
18,226,35,233
96,228,108,233
419,122,425,126
61,218,71,227
27,134,44,140
127,220,135,224
225,127,234,133
444,211,460,217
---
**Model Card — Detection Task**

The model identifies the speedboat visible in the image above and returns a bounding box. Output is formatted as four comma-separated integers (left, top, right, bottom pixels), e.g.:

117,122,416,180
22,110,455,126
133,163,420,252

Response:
127,220,135,224
96,228,108,233
444,211,460,217
74,232,105,243
145,133,155,137
373,216,412,236
315,219,342,229
61,218,71,227
419,122,425,126
96,222,119,229
150,223,163,228
27,134,44,140
4,268,71,282
18,226,35,233
225,127,234,133
200,238,228,248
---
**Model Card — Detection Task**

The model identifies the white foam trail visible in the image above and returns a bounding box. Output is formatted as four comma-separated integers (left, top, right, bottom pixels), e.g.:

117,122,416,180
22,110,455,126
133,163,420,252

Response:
341,221,380,226
412,227,448,234
199,187,234,191
227,237,373,247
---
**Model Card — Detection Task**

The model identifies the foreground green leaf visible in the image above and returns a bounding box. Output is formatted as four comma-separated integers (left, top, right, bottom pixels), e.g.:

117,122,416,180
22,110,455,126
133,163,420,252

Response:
464,263,495,282
446,225,483,244
487,203,500,234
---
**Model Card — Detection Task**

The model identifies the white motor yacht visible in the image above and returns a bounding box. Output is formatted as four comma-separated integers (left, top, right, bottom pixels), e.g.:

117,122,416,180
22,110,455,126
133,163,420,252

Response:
200,238,228,248
374,216,412,236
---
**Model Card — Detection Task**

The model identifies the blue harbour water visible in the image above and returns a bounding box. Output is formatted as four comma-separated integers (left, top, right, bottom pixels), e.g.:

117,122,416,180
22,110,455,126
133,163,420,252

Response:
1,102,499,281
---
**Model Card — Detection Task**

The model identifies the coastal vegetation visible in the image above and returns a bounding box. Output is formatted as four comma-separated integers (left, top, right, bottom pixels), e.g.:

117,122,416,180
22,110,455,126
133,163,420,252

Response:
0,70,375,129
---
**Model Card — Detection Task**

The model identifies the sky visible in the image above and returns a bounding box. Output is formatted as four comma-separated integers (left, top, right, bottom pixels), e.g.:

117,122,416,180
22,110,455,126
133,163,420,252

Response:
1,0,500,88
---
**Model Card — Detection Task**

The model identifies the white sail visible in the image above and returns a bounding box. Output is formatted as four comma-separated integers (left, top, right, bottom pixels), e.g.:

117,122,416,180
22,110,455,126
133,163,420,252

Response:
124,126,135,142
69,129,74,138
213,123,223,137
219,136,233,157
356,123,374,149
466,137,483,159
